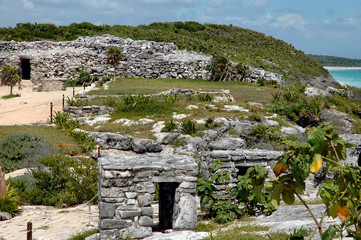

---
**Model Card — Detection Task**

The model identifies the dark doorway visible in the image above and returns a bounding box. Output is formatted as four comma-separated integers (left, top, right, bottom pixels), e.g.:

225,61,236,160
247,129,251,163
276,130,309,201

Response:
236,166,249,176
20,58,31,80
358,152,361,167
157,182,179,230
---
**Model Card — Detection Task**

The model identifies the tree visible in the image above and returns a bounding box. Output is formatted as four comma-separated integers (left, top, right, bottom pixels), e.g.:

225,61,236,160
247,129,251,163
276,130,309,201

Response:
0,64,21,95
267,123,361,239
105,46,125,81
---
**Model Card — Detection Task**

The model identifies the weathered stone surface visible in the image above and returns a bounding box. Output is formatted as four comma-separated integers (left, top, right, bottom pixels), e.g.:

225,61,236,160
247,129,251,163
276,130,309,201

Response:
131,138,163,153
124,227,152,239
100,219,132,229
0,212,12,221
173,195,197,230
143,231,208,240
320,108,355,134
141,207,153,217
139,216,153,227
99,202,115,218
137,194,154,207
208,138,246,150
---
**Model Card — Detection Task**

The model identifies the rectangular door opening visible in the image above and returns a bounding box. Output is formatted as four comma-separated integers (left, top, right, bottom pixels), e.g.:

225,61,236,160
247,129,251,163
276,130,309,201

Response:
154,182,179,232
20,58,31,80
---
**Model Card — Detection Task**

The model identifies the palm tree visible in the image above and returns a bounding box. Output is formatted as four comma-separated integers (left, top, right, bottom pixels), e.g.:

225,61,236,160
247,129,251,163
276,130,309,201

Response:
105,46,125,81
0,64,21,95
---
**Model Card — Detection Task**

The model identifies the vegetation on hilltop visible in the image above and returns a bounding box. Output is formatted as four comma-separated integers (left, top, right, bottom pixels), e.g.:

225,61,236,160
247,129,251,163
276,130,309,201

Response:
0,21,328,81
310,54,361,67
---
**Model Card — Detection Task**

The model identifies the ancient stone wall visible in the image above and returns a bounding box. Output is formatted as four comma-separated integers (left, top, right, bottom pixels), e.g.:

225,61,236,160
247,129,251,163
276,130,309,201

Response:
98,155,198,239
0,35,211,84
0,35,284,86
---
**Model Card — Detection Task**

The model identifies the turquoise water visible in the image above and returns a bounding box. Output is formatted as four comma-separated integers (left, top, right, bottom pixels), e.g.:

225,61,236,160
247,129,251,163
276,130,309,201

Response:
329,69,361,88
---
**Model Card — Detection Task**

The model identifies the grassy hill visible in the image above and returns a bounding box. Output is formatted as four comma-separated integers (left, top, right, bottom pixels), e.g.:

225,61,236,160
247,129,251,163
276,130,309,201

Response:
309,54,361,67
0,21,328,82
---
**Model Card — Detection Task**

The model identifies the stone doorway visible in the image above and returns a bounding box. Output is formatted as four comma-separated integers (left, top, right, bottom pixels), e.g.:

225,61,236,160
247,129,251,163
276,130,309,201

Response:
157,182,179,231
236,166,249,176
20,58,31,80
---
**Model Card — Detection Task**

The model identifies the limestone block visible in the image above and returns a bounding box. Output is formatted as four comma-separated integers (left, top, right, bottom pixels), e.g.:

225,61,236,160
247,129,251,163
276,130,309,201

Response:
100,219,132,229
99,202,115,218
173,195,197,230
141,207,153,217
119,210,141,218
139,216,153,227
137,194,154,207
136,182,156,194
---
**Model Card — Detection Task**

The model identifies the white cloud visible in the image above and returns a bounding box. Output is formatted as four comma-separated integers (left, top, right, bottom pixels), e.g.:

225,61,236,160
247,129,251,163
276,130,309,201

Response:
271,13,306,31
251,0,268,8
23,0,34,9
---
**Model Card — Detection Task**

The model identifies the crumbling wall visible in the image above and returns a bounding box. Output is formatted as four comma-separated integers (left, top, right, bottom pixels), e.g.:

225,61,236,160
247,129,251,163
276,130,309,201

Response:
98,154,198,239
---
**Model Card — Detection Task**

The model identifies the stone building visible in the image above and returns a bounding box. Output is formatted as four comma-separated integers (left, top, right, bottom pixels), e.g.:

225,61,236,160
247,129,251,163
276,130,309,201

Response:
98,154,198,239
0,35,285,90
0,35,211,88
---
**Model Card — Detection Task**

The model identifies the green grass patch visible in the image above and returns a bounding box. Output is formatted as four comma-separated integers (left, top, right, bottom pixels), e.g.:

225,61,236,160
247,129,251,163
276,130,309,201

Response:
88,78,277,104
0,125,83,154
1,93,21,99
202,224,289,240
67,228,99,240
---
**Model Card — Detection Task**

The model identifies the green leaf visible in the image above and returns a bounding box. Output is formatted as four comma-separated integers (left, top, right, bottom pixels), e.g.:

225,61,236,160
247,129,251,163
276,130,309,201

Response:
270,183,282,209
322,225,340,240
282,190,295,205
308,127,325,149
328,204,338,218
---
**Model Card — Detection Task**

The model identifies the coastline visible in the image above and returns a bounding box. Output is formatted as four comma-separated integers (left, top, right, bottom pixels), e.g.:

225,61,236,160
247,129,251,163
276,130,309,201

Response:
325,66,361,70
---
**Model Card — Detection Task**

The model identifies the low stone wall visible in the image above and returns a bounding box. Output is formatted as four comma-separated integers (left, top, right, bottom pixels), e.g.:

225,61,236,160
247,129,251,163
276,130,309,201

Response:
98,155,198,239
37,78,67,91
63,105,114,117
201,149,283,196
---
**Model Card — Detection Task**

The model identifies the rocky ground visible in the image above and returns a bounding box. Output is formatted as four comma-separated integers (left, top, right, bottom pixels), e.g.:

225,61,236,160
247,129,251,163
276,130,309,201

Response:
0,82,354,240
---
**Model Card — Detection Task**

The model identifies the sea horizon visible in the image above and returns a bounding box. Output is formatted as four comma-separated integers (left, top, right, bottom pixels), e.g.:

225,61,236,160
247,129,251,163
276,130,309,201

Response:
328,68,361,88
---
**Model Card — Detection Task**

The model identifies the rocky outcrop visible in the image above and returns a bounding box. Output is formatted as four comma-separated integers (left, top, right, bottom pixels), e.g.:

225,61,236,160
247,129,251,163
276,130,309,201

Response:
320,107,355,134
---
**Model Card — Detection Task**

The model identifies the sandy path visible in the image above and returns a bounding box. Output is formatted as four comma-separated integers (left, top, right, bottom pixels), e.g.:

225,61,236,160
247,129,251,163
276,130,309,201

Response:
0,205,98,240
0,81,83,125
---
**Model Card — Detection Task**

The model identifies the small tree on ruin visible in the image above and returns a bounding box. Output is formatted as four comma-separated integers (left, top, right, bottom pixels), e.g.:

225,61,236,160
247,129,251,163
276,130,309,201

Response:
0,64,21,95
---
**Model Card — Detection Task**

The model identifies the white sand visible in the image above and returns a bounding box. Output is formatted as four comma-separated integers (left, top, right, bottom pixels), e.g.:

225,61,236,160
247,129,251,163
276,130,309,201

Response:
0,81,83,125
0,205,98,240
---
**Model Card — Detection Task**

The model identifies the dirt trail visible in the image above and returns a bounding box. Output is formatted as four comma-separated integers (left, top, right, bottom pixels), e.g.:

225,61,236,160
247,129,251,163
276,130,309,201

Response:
0,81,83,125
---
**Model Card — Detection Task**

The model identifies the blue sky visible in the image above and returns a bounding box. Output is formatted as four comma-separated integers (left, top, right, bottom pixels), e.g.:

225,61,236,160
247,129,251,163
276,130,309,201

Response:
1,0,361,59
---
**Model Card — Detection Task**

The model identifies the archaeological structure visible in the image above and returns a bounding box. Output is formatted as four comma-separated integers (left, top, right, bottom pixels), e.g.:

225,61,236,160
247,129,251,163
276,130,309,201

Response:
0,35,284,91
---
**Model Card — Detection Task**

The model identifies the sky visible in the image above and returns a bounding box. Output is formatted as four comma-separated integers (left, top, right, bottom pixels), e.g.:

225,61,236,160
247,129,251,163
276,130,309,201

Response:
0,0,361,59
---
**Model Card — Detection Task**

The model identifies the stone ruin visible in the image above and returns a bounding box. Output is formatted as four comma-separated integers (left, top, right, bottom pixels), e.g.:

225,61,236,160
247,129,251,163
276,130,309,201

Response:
0,35,284,91
98,154,198,239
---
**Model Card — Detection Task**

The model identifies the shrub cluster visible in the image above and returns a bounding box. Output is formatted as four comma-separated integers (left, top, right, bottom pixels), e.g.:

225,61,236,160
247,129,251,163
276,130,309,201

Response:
7,155,98,207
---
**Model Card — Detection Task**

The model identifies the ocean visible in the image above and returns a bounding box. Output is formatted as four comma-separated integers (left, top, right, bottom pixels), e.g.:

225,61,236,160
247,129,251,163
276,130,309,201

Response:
328,68,361,88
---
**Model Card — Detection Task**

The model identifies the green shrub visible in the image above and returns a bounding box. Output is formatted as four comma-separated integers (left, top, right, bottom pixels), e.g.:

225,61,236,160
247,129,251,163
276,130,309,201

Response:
162,94,178,103
67,66,96,87
181,119,198,135
0,184,21,214
66,96,88,107
96,76,111,87
52,111,80,131
249,114,261,122
256,77,266,86
197,93,214,102
161,120,178,132
9,155,98,207
0,133,55,173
